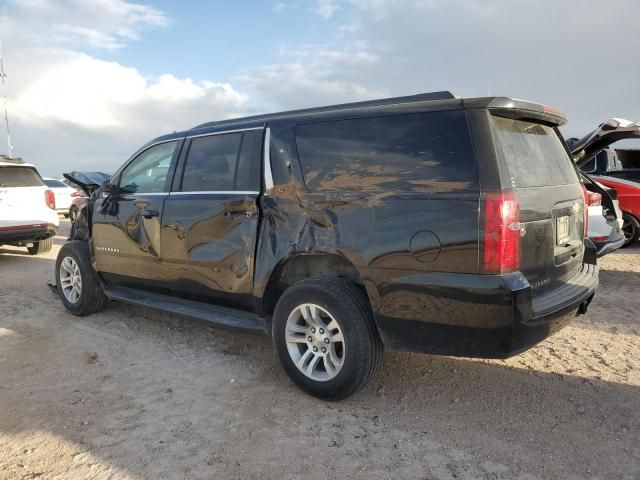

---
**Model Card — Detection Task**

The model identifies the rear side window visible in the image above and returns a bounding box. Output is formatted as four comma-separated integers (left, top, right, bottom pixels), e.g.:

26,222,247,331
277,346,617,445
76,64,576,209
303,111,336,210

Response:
492,116,579,188
180,130,262,192
0,167,45,187
294,110,477,193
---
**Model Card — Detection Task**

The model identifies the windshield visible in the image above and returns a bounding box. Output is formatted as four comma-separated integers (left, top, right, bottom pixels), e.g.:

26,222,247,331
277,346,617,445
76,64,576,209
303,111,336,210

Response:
492,116,579,188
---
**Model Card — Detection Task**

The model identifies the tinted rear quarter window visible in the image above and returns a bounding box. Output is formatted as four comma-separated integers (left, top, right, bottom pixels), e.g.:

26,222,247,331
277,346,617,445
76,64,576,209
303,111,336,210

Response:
0,167,45,187
294,110,477,193
492,116,578,188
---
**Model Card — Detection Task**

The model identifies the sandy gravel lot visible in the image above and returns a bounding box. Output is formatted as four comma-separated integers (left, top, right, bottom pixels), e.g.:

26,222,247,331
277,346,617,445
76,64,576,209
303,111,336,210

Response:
0,219,638,480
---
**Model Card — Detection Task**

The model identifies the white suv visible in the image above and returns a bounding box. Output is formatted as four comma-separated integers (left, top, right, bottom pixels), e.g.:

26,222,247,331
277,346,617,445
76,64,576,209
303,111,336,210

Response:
0,158,60,255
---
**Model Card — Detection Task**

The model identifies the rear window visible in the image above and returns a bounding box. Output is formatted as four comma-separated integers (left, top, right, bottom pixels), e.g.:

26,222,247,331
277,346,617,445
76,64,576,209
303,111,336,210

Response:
44,179,66,188
0,166,45,187
294,110,477,193
492,116,579,188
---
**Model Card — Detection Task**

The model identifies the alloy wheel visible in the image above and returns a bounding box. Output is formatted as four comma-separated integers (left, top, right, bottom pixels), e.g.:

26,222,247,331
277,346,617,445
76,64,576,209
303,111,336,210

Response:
59,256,82,304
285,303,345,381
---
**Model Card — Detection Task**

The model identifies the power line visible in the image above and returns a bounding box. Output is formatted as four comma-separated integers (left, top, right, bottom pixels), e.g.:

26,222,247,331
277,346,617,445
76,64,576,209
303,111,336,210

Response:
0,40,13,159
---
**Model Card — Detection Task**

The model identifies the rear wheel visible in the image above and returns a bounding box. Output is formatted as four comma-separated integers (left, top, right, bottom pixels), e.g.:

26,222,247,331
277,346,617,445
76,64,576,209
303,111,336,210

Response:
621,212,640,247
273,277,383,400
27,237,53,255
55,241,107,315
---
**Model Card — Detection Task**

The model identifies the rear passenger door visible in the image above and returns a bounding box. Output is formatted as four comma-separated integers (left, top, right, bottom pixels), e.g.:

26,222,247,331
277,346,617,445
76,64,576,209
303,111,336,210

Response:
160,128,263,310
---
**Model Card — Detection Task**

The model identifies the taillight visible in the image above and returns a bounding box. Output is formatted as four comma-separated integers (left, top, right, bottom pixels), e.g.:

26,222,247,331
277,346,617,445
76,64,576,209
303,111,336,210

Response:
483,192,520,274
581,184,589,237
586,191,601,206
45,189,56,210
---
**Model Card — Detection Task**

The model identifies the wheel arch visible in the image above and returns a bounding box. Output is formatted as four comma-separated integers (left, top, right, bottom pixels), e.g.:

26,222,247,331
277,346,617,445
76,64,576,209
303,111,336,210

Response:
258,252,370,318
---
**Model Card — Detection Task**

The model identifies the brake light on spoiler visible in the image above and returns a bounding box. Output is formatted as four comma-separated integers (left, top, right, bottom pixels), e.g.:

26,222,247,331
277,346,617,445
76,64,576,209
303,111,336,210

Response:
483,192,521,274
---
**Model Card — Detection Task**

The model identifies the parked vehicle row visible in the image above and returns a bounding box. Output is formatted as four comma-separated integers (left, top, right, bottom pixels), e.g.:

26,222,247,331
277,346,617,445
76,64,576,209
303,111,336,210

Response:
0,157,59,255
43,177,83,218
57,92,599,400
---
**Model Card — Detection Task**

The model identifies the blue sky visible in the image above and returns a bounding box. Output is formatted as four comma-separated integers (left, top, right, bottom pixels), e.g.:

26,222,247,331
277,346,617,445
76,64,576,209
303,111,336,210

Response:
0,0,639,175
98,2,337,81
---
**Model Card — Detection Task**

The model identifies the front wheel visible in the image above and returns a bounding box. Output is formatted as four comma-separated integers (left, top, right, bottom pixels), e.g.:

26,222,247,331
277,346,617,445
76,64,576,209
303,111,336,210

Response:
272,277,383,400
55,241,108,316
621,212,640,247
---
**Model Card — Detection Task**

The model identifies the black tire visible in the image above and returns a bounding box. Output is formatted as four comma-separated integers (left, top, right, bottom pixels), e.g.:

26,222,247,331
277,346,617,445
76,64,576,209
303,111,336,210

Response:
621,212,640,247
55,241,108,316
69,206,79,223
27,237,53,255
273,276,383,400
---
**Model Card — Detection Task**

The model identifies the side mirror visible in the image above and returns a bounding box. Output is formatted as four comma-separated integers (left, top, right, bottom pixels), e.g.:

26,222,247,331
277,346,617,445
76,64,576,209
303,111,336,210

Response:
103,183,119,195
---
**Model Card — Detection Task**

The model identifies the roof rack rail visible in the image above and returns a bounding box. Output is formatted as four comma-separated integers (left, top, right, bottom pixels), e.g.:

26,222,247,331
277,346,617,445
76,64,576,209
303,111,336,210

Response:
193,91,458,130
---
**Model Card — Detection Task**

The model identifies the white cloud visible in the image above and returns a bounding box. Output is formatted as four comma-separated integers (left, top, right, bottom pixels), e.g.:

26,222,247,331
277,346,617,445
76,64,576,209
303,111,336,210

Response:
1,0,167,50
0,0,249,175
236,44,386,109
315,0,339,19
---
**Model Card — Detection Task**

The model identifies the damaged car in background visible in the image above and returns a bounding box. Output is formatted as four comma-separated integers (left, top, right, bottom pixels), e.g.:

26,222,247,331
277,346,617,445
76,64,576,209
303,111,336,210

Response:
54,92,598,400
569,118,640,246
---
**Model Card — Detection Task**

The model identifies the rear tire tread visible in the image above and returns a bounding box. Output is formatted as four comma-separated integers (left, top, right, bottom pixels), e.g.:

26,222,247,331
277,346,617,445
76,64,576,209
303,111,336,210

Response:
27,237,53,255
273,276,383,400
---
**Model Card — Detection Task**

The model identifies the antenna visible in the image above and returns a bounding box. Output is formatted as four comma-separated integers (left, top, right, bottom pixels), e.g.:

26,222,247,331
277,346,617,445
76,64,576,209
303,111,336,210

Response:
0,40,13,159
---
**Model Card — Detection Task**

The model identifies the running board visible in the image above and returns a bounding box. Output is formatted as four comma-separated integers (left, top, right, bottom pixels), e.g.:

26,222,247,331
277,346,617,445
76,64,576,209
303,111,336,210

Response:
103,286,267,333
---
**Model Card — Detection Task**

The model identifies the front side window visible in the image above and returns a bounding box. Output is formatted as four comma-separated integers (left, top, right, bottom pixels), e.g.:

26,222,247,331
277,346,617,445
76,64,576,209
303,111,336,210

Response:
119,141,178,194
179,130,262,192
294,110,477,193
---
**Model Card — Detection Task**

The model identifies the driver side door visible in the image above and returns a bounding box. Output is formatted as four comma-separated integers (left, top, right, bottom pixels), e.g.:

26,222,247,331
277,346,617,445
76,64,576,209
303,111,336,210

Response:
92,139,182,291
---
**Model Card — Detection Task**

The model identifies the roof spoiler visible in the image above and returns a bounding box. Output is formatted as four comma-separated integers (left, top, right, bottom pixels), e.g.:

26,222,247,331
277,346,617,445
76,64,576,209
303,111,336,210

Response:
483,98,568,126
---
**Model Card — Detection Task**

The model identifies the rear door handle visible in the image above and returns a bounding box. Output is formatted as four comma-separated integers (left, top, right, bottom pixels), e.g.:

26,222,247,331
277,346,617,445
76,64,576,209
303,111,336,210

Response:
141,209,159,219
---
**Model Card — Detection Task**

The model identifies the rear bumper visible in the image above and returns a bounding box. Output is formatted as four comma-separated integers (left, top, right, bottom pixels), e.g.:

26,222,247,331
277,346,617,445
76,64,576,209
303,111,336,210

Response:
0,224,57,244
593,234,625,257
370,261,599,359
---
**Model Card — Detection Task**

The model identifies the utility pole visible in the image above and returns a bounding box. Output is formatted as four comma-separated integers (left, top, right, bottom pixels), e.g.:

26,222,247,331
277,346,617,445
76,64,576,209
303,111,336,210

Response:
0,40,13,159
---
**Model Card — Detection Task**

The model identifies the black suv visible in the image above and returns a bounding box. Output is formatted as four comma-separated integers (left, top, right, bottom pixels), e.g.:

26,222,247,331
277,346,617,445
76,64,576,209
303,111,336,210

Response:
56,92,598,400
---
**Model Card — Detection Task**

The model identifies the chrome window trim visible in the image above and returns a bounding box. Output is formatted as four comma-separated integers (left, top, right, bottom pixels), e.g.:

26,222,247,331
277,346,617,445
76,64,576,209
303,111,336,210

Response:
263,127,274,193
186,126,263,140
120,192,167,196
169,191,259,196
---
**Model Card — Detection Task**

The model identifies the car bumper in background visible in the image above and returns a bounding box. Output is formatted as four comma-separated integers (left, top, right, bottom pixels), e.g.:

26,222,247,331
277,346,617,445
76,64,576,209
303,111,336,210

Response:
369,247,599,358
0,223,57,243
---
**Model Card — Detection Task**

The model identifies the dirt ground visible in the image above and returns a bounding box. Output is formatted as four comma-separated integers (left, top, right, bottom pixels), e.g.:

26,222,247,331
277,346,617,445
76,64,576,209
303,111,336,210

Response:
0,219,638,480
